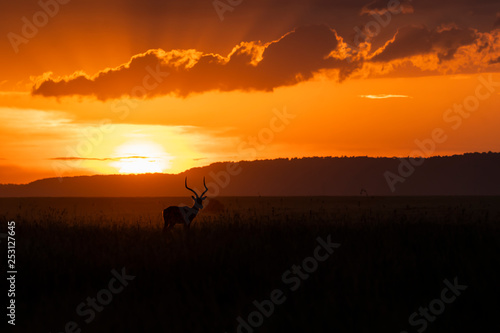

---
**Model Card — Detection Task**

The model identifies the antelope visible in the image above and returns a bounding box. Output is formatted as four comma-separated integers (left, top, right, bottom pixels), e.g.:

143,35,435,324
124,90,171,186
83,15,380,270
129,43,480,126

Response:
163,177,208,231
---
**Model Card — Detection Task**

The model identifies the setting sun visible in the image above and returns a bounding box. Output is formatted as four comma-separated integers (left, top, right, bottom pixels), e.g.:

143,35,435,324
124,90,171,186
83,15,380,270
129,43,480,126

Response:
111,141,172,174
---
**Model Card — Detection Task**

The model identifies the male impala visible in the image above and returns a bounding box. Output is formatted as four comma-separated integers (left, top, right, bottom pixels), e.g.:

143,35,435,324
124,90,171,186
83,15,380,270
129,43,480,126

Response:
163,177,208,231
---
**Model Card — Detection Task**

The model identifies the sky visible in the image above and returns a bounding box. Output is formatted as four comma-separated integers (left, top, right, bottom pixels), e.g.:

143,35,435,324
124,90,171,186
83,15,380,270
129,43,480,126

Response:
0,0,499,184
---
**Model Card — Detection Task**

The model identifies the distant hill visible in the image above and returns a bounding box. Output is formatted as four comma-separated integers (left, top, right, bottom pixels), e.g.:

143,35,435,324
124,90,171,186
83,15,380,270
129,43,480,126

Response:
1,153,500,196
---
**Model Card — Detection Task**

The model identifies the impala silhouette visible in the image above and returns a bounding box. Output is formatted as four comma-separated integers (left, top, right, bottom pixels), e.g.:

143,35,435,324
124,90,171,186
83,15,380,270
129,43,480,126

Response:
163,177,208,231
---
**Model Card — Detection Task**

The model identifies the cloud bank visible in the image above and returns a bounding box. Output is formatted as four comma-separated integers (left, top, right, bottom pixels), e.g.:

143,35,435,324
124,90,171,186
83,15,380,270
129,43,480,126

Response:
31,23,500,100
370,25,477,62
32,25,358,100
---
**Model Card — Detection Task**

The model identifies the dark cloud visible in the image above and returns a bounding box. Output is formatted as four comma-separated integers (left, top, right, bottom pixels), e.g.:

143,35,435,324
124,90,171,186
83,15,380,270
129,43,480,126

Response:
360,0,414,15
2,0,499,86
28,21,500,99
494,13,500,29
32,25,359,99
370,25,477,62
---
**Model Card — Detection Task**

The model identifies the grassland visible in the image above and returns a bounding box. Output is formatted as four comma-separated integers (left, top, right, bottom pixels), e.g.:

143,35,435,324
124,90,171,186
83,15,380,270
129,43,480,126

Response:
1,196,499,332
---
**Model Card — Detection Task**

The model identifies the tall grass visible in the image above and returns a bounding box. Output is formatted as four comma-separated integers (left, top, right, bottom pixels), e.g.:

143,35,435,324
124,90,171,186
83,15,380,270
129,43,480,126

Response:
1,196,499,332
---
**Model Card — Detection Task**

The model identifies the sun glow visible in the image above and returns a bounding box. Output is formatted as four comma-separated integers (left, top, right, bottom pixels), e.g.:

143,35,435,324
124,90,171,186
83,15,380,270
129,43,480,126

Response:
111,141,173,174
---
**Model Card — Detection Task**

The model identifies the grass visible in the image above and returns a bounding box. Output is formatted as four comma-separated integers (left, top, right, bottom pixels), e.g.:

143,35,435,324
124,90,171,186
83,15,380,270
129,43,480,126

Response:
1,196,499,332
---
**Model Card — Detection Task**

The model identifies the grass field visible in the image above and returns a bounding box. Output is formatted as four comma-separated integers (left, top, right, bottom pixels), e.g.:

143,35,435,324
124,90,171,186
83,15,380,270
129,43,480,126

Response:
1,196,499,332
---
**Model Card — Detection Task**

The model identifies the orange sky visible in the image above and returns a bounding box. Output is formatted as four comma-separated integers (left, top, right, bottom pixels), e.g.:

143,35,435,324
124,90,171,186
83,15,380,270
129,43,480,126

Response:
0,0,499,184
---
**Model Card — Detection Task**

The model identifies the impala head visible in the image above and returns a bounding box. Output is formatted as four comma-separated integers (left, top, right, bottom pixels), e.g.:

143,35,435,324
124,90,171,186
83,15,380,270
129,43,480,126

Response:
185,177,209,209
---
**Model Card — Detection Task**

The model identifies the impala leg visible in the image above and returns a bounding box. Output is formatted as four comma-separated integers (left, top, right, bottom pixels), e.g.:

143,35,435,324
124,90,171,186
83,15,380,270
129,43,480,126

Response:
162,224,170,239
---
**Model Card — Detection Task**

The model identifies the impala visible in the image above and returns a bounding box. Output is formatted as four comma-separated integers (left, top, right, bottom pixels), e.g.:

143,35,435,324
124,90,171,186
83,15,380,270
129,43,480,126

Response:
163,177,208,231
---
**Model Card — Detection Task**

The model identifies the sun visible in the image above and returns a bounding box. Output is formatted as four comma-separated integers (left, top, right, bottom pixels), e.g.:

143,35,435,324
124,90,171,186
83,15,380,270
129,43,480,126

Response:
111,141,173,174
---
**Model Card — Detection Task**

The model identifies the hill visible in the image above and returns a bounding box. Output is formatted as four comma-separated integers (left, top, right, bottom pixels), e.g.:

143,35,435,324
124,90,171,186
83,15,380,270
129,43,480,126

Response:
1,153,499,196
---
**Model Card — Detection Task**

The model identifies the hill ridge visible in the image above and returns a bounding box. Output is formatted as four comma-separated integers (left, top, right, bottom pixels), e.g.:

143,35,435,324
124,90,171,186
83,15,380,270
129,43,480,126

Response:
1,153,499,196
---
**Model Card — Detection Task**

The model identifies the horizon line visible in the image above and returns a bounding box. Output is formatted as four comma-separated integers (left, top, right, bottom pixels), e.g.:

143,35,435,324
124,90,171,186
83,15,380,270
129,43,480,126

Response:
1,151,498,186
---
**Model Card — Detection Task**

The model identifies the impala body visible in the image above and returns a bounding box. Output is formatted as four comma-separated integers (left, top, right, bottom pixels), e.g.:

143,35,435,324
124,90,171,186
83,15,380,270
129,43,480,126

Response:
163,177,208,231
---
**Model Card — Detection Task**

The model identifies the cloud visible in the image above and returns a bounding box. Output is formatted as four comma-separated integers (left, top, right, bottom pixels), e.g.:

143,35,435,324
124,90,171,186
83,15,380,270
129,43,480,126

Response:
32,25,358,100
361,28,500,78
359,94,411,99
49,156,150,161
360,0,414,15
370,25,477,63
0,91,30,96
29,23,500,99
0,108,73,132
495,12,500,29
